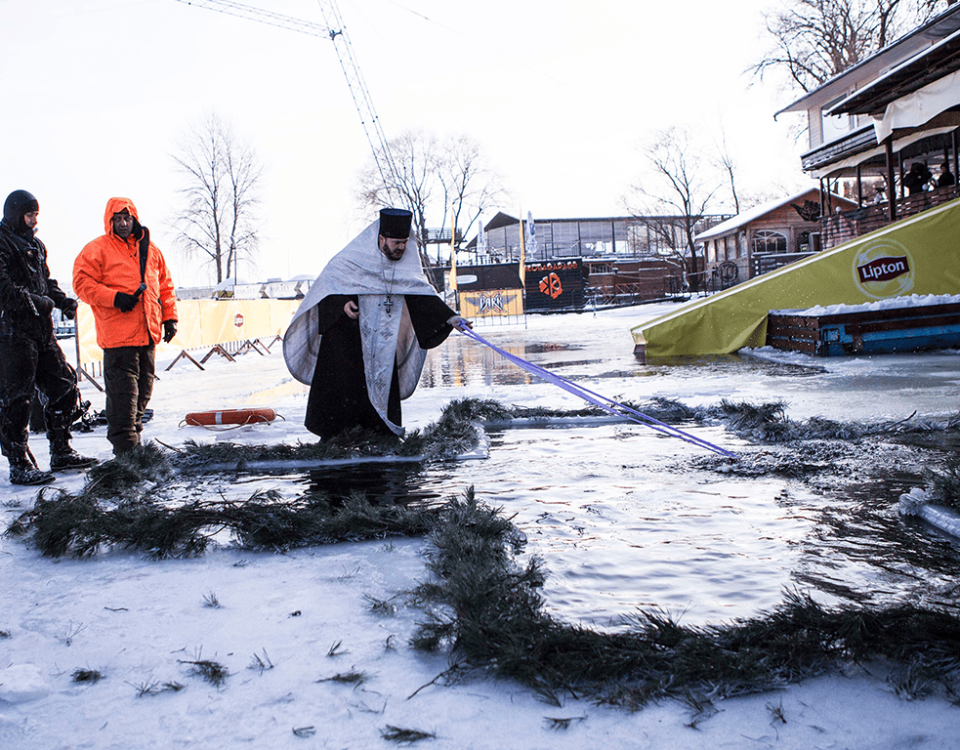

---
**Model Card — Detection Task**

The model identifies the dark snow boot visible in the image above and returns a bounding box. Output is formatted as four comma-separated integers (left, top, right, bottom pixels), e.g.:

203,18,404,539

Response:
9,460,55,486
50,447,99,471
49,429,99,472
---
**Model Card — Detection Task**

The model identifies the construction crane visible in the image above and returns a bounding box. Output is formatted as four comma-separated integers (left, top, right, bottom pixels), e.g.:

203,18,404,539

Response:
173,0,400,188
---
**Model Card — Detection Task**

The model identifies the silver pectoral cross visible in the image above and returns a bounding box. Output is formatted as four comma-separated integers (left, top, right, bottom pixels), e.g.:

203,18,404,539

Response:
384,294,394,314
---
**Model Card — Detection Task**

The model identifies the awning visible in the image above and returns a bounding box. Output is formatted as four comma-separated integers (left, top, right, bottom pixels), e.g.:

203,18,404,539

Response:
809,125,960,178
873,68,960,142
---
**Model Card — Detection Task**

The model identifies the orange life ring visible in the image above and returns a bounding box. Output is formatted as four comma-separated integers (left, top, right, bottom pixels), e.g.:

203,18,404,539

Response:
184,408,277,427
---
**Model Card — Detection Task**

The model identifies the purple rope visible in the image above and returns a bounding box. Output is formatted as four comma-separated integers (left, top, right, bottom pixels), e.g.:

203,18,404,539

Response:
455,325,737,458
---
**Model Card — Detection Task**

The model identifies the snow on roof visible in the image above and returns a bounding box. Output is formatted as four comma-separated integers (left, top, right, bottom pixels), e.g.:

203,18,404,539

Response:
696,190,814,241
696,189,850,242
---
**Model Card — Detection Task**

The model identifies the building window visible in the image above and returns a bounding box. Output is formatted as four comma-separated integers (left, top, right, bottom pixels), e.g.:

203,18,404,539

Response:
753,230,787,255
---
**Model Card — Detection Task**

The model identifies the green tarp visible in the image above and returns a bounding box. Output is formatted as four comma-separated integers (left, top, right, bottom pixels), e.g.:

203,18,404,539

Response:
632,198,960,356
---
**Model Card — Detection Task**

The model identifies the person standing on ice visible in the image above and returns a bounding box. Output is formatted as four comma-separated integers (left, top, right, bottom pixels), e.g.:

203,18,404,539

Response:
0,190,98,485
283,208,471,441
73,198,178,455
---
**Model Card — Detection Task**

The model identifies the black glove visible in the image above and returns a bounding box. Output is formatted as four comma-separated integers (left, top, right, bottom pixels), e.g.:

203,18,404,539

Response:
162,320,177,343
29,294,55,316
114,291,140,313
60,298,78,320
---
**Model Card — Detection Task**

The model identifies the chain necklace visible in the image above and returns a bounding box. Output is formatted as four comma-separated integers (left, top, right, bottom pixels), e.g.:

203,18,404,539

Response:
380,252,399,315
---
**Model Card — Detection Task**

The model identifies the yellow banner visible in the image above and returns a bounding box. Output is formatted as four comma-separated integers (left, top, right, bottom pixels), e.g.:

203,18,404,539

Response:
633,198,960,356
459,288,524,318
76,298,301,366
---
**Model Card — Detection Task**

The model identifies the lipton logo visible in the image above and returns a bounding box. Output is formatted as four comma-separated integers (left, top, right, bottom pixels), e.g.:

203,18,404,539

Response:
851,239,915,299
857,256,908,284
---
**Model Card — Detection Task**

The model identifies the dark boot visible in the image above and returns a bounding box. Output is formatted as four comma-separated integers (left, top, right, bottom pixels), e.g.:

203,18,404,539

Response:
112,441,141,457
49,431,99,471
50,447,99,471
9,457,55,486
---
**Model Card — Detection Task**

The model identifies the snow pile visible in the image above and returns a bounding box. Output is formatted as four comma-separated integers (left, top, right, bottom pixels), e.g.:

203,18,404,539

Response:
0,665,49,705
772,292,960,317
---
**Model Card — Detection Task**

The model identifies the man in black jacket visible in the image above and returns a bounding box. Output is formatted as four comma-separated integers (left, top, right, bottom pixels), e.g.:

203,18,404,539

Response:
0,190,97,485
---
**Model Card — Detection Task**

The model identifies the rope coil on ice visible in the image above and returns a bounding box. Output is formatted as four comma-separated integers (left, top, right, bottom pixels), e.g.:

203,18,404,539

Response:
455,324,736,457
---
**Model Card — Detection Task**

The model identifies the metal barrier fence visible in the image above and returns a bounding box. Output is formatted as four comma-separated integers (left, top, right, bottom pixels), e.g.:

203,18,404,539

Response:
74,298,302,388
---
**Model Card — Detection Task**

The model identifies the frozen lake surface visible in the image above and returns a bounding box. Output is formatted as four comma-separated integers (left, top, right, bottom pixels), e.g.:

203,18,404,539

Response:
5,303,960,750
142,303,960,629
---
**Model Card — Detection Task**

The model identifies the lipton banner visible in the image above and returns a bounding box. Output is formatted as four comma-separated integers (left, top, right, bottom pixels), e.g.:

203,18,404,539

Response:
632,198,960,356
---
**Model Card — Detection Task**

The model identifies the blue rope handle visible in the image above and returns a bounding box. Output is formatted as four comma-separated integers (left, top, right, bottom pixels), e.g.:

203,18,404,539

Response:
454,324,737,458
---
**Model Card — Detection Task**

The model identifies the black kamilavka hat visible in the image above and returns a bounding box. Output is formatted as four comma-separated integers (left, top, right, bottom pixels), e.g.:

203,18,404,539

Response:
379,208,412,239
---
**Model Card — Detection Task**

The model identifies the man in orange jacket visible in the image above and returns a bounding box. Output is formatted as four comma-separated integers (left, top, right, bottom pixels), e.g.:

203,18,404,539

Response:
73,198,178,455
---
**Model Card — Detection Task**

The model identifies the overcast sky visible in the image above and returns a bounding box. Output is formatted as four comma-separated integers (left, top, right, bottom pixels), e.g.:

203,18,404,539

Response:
2,0,810,287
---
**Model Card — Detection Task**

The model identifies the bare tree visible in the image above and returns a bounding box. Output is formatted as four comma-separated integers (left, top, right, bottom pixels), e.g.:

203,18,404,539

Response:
715,135,787,215
437,134,509,249
355,129,438,263
355,129,508,273
171,113,264,284
624,128,720,293
751,0,953,93
715,129,742,215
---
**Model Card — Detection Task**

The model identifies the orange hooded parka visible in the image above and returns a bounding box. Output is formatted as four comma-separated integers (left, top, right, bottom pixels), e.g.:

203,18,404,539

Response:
73,197,178,349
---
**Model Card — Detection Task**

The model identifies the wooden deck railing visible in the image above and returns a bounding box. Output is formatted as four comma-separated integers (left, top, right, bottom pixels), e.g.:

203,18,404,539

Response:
823,185,960,249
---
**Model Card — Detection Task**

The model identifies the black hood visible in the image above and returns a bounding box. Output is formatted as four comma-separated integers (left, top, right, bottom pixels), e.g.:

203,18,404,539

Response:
2,189,39,237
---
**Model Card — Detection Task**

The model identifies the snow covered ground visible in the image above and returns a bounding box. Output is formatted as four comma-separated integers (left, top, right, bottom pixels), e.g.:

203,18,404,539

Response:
2,303,959,750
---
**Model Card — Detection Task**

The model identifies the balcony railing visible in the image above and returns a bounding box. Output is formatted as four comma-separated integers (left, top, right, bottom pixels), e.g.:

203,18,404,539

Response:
823,185,960,249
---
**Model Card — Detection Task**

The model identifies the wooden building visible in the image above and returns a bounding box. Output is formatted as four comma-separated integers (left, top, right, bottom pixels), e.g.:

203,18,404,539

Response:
776,4,960,248
696,189,858,283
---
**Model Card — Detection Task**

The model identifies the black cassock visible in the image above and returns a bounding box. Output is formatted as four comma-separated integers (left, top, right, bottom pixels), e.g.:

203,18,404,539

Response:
305,293,455,440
